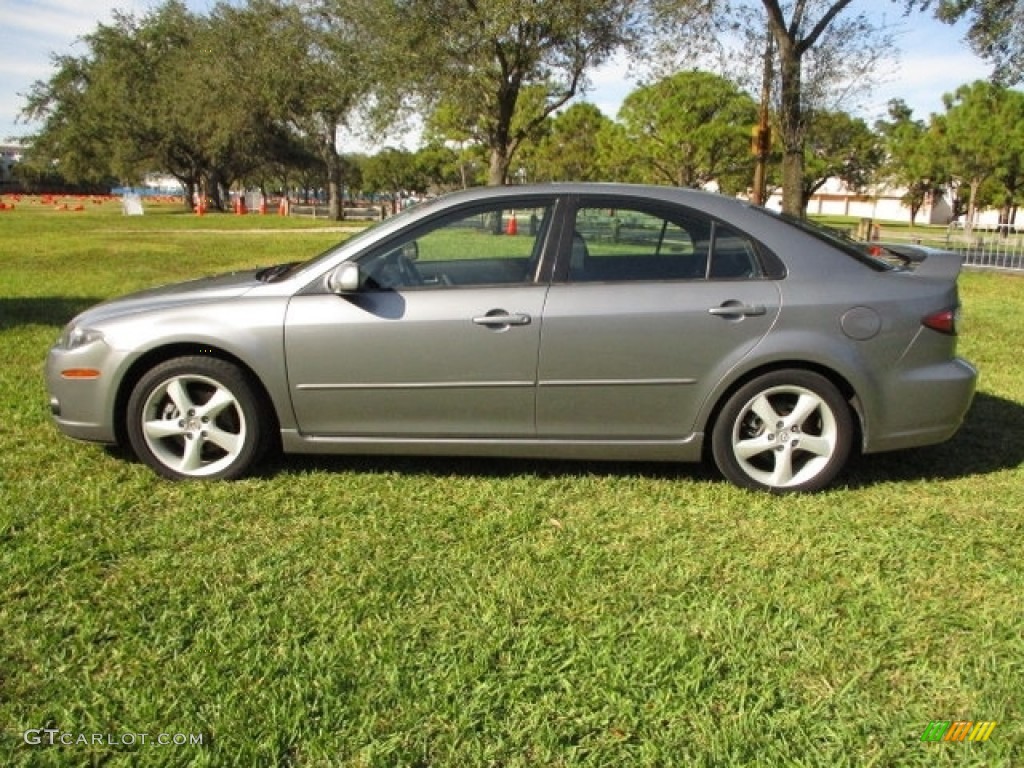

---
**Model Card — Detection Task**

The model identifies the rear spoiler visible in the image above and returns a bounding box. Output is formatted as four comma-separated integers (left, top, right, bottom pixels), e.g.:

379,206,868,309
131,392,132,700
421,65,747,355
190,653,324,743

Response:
879,244,964,280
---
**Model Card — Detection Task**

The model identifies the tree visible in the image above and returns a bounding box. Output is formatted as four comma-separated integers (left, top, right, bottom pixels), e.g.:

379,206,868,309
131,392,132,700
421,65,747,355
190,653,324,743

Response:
614,71,758,191
22,0,375,215
365,0,641,185
21,2,203,200
361,147,424,207
915,0,1024,84
988,87,1024,230
527,102,613,182
801,109,883,211
645,0,896,215
934,80,1022,235
210,0,373,219
875,99,950,225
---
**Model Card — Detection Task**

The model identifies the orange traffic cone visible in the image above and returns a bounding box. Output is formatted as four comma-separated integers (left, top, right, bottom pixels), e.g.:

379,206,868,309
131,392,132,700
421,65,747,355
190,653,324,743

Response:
506,214,517,235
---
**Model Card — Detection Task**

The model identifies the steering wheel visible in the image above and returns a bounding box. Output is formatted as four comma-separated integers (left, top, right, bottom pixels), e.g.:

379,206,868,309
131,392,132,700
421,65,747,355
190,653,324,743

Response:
378,249,423,288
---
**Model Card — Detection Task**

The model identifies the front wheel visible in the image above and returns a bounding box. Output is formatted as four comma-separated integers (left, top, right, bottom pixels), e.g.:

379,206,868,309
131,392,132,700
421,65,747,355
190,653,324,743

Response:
711,370,853,493
126,356,268,480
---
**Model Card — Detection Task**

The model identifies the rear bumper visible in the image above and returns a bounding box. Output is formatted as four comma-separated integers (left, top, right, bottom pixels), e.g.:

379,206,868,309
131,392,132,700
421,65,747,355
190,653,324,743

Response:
864,357,977,453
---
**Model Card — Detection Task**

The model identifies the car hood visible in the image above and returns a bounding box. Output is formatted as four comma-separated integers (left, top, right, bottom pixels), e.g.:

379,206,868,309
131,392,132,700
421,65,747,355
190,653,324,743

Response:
71,269,263,327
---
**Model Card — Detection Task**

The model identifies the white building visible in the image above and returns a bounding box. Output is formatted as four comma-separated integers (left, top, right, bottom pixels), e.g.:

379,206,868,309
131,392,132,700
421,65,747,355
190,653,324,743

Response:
0,143,24,184
765,177,1003,228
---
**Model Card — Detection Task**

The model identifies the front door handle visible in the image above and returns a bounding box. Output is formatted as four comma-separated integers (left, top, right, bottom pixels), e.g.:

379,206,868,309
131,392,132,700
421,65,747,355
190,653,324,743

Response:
472,311,532,327
708,303,767,318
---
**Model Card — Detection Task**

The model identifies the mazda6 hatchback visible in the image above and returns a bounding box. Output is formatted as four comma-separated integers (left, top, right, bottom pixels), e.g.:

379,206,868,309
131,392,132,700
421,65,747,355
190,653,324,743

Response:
46,184,977,492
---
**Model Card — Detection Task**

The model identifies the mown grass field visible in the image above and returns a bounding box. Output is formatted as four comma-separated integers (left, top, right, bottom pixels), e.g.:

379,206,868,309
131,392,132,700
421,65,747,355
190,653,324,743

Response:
1,198,1022,767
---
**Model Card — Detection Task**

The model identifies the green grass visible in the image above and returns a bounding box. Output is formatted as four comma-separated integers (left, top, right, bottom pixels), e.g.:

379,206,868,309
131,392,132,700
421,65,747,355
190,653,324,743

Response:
1,200,1022,766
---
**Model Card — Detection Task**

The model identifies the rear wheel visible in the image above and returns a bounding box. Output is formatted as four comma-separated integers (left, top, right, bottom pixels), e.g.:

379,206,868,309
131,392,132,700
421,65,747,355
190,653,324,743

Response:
126,356,267,480
712,370,853,492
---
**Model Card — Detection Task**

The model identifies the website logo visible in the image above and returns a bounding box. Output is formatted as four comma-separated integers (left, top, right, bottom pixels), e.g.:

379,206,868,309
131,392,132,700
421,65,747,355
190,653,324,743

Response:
921,721,997,742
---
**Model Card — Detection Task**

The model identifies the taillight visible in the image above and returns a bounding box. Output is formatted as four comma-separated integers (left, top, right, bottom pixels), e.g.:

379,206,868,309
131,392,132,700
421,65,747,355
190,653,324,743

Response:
922,307,958,335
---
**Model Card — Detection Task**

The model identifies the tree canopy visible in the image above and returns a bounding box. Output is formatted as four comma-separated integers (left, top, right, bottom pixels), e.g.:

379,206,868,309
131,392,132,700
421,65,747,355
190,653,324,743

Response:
613,71,758,193
351,0,642,185
15,0,1024,223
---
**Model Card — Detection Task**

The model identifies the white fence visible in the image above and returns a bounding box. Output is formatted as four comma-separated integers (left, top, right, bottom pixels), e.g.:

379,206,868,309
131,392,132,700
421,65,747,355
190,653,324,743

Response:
867,229,1024,273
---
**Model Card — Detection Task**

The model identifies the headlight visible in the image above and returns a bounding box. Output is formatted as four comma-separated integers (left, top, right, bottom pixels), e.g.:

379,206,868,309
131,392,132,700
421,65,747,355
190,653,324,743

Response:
57,325,105,350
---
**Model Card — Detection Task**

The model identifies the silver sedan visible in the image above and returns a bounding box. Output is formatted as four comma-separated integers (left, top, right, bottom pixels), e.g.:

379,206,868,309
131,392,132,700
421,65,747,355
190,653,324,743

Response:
46,184,977,492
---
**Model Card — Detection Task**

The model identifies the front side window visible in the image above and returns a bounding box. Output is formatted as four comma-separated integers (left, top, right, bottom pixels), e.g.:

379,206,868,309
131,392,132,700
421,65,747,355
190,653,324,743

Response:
569,205,763,282
360,203,552,289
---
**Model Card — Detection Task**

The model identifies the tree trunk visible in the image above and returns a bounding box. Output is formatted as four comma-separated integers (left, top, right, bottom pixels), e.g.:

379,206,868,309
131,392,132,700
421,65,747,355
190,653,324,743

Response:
488,145,509,186
776,38,805,217
965,179,980,238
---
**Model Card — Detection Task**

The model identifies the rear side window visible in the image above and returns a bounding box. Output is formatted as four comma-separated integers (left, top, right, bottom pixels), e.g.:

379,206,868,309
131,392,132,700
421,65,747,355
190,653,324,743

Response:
766,210,896,271
568,205,767,282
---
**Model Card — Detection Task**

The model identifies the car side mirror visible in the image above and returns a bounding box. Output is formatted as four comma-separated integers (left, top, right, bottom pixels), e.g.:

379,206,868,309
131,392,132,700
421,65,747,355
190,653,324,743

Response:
327,262,361,294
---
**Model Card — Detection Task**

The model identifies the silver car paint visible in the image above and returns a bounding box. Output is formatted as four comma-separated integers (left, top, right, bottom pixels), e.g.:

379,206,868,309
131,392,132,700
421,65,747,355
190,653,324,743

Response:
46,183,976,469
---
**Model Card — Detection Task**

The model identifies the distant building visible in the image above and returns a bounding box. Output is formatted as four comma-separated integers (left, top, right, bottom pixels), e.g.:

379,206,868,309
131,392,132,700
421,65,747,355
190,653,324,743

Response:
1,143,24,185
764,177,1002,229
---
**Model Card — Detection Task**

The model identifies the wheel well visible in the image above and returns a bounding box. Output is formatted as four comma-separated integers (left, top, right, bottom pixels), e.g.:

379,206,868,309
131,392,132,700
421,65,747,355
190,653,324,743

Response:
112,343,280,451
703,362,864,458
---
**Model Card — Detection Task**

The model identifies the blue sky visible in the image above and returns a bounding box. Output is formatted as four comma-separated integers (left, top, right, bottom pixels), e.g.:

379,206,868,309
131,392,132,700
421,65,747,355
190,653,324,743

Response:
0,0,1000,147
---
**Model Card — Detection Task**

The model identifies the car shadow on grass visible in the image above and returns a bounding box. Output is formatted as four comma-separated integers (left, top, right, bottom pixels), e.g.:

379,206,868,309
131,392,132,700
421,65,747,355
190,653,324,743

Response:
269,392,1022,490
266,453,716,484
0,297,105,330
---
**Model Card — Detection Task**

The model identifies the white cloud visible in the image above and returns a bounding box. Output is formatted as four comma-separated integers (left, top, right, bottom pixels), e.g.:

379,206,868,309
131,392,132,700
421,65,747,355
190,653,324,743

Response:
4,0,141,40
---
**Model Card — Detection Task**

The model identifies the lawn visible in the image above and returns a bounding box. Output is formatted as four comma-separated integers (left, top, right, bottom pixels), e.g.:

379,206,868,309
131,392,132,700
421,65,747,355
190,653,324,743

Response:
1,198,1021,767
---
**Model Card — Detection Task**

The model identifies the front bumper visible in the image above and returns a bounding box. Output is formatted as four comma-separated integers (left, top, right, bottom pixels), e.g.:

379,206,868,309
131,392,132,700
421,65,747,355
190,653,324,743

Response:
45,343,119,444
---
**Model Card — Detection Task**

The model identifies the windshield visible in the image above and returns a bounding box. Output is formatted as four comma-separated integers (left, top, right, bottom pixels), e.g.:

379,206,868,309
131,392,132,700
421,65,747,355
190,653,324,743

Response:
259,201,436,282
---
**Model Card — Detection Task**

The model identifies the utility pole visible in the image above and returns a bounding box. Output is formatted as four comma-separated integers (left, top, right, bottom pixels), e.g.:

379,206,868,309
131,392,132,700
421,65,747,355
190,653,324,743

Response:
751,26,774,206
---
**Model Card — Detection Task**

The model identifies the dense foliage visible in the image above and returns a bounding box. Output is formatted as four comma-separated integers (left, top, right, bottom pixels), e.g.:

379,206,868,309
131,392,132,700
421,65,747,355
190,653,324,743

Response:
13,0,1024,221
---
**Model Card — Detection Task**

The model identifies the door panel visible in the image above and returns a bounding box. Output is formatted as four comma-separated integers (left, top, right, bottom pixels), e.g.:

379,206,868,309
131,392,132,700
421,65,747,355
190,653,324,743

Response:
537,281,780,438
285,287,547,436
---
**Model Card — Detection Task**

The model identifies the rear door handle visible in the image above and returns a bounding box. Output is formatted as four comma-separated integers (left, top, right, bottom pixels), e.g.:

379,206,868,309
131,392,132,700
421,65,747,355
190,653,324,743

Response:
708,303,767,318
472,311,532,327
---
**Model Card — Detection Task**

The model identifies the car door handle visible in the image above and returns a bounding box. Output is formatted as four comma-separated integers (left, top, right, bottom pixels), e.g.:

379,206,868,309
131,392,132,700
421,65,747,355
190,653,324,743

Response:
472,312,532,327
708,303,767,318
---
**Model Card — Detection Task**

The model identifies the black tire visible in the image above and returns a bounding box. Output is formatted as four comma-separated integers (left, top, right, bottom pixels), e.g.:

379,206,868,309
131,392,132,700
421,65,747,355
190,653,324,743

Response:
711,370,853,492
126,356,267,480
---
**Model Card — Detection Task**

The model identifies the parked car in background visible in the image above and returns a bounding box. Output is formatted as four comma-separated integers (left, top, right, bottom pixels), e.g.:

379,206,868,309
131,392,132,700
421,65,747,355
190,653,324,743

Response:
46,184,976,492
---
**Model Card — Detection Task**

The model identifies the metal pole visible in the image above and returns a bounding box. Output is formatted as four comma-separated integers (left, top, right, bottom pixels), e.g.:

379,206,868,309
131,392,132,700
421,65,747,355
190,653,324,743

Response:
752,26,774,207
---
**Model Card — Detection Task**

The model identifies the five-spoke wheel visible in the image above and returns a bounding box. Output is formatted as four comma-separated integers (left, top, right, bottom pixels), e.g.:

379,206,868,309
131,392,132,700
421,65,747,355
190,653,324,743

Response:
126,356,268,480
712,370,853,492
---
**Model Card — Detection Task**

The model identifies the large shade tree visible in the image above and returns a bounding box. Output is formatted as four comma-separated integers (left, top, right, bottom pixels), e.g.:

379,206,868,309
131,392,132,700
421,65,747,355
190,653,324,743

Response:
801,109,883,212
22,0,374,215
613,71,758,192
21,2,202,198
935,80,1024,234
875,99,950,225
646,0,895,214
361,0,641,185
647,0,1022,215
526,102,613,182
